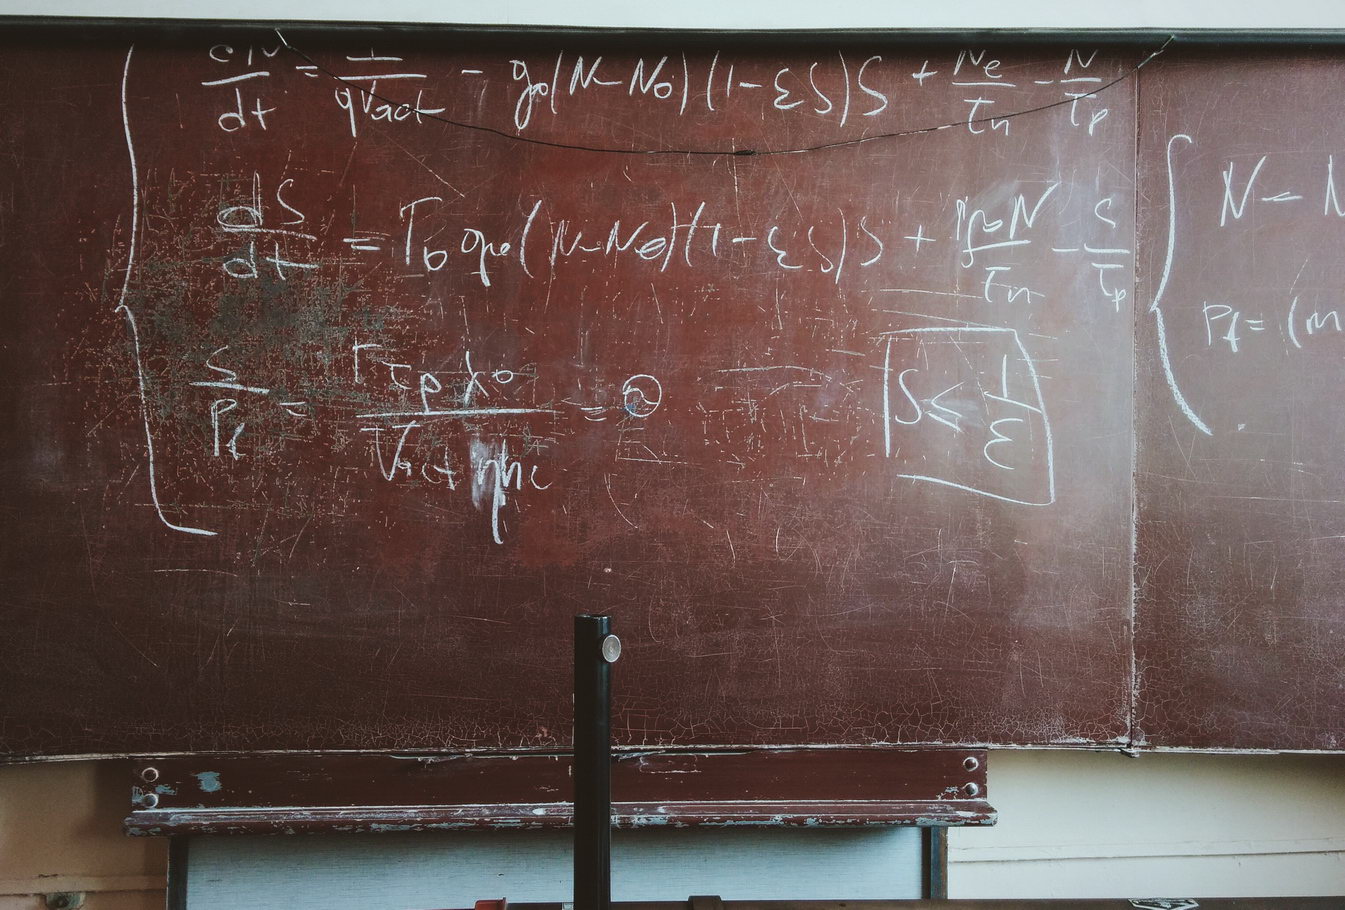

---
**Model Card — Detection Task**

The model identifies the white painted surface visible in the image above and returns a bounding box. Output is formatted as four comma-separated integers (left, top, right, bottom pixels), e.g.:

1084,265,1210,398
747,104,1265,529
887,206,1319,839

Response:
5,0,1345,29
185,827,922,908
949,750,1345,898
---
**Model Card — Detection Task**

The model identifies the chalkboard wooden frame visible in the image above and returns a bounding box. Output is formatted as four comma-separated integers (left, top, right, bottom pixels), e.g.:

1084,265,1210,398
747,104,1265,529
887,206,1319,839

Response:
124,749,993,834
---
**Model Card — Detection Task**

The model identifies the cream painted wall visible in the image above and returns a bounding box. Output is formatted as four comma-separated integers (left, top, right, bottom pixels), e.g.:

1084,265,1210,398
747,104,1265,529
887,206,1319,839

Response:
950,751,1345,898
0,2,1342,904
0,761,165,910
4,0,1345,28
1,754,1342,905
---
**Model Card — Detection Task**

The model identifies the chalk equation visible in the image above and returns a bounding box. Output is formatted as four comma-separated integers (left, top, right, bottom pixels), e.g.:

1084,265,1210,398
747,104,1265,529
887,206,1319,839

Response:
206,171,1130,317
197,38,1127,146
1149,132,1345,438
881,326,1054,507
103,36,1141,547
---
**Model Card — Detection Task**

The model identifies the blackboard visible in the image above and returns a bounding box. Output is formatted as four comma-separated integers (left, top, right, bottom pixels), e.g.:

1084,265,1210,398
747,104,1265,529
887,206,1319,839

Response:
0,23,1335,758
1136,49,1345,751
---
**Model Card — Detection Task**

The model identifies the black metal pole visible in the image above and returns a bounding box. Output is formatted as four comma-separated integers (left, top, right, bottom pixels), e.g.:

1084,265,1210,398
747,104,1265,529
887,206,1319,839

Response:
921,826,949,900
574,614,619,910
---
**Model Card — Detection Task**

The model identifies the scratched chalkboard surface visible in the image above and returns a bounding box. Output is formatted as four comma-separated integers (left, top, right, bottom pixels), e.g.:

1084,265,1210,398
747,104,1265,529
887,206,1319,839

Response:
0,24,1331,758
1135,50,1345,751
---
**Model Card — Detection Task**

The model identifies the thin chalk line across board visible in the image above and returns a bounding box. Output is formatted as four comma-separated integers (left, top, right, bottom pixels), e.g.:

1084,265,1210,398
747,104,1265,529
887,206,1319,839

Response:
274,30,1173,157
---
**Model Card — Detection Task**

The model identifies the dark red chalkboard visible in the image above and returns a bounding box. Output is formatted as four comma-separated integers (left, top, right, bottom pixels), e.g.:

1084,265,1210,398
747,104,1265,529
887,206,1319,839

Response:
0,22,1169,759
1135,50,1345,750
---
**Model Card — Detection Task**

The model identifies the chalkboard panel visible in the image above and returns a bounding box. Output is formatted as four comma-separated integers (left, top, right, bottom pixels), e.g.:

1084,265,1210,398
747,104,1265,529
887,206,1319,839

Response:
1135,50,1345,750
3,24,1139,757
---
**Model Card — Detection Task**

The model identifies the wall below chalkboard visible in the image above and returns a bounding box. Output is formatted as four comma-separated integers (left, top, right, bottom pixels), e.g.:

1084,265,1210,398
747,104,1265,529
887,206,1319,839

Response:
949,751,1345,898
3,753,1343,905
